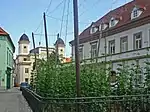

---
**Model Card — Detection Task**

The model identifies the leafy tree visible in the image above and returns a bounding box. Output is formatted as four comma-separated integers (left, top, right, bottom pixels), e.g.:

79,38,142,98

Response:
145,61,150,93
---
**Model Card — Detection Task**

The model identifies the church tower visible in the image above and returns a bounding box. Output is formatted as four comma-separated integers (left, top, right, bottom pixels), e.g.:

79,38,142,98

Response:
54,38,65,58
18,34,30,55
16,34,31,84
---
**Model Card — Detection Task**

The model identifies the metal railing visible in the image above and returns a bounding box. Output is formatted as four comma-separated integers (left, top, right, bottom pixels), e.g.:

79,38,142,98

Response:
22,88,150,112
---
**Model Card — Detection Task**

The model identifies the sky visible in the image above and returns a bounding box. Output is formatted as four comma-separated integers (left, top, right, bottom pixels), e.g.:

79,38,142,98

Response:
0,0,133,57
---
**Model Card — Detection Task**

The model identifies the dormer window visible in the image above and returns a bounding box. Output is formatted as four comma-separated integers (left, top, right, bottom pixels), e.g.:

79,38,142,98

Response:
110,18,117,27
90,25,98,34
111,18,115,27
131,6,143,20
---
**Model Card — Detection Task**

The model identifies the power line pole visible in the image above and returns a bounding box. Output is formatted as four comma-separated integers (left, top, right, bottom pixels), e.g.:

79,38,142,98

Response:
32,32,37,68
96,31,102,63
43,12,49,60
73,0,81,97
55,33,59,65
32,32,37,90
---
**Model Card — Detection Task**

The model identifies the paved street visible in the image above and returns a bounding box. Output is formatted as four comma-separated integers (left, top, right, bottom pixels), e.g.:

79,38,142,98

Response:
0,88,32,112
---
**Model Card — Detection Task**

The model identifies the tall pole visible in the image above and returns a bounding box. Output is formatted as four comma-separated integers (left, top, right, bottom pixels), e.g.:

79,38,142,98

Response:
96,31,102,63
32,32,37,90
43,12,49,60
32,32,37,67
73,0,81,97
56,33,59,65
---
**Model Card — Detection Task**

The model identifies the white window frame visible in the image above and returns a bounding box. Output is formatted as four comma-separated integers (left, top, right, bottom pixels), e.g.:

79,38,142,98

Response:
110,18,116,27
120,36,128,52
131,7,142,20
109,40,115,54
79,47,83,60
134,32,142,50
90,25,97,34
91,43,97,58
133,9,138,18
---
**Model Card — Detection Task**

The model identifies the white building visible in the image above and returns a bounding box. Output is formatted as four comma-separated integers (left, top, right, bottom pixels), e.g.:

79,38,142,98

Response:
15,34,31,84
70,0,150,71
15,34,66,84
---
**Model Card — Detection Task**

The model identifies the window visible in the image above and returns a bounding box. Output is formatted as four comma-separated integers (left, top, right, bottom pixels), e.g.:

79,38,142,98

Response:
90,25,97,34
120,36,128,52
133,9,138,18
134,32,142,50
23,46,27,53
25,78,28,83
79,47,83,60
92,27,95,33
25,68,29,73
7,48,8,65
60,49,63,52
24,58,27,61
110,18,116,27
131,7,142,20
91,43,97,58
109,40,115,54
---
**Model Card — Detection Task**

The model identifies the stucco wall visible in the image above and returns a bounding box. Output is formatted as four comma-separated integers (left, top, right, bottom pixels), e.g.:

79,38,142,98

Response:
72,24,150,60
18,43,29,55
18,64,31,84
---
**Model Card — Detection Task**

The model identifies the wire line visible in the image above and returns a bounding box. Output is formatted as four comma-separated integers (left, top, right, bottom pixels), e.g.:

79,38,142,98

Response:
59,0,67,38
45,0,53,14
47,0,65,16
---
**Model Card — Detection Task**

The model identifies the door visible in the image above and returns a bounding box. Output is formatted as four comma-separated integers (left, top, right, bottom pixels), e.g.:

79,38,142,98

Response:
6,68,11,89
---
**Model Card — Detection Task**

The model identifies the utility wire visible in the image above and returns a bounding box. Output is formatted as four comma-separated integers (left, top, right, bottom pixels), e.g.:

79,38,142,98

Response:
34,32,73,37
59,0,67,38
79,0,102,17
65,0,70,44
45,0,53,14
47,0,65,16
39,21,43,46
34,19,43,33
64,0,71,56
46,15,90,25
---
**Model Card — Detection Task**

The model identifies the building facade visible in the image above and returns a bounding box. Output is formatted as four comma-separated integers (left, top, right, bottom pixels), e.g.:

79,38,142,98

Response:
70,0,150,71
0,27,15,89
15,34,32,84
30,47,55,60
15,34,66,85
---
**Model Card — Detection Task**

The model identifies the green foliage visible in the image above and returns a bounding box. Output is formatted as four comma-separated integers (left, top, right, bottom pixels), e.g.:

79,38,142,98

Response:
145,61,150,93
33,52,150,98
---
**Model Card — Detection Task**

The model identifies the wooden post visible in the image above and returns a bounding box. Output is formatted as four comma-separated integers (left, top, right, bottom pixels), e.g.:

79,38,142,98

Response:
73,0,81,98
96,31,102,63
43,12,49,61
32,32,37,67
32,32,37,90
55,33,59,65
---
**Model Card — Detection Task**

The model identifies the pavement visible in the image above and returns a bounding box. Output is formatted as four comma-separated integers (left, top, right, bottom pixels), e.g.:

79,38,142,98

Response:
0,87,32,112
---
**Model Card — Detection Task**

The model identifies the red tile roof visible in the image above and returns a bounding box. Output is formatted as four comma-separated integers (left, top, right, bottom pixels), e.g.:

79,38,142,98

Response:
0,27,8,35
0,27,15,52
71,0,150,43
